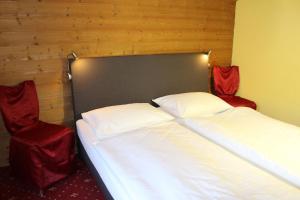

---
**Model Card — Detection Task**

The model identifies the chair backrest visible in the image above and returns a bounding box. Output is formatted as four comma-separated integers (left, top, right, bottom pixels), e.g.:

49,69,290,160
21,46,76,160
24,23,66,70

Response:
0,80,39,134
212,66,240,96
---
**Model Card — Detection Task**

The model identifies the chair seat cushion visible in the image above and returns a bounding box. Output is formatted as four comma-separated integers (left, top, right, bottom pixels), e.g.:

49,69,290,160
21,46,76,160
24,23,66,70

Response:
9,121,75,189
13,121,72,145
219,95,257,110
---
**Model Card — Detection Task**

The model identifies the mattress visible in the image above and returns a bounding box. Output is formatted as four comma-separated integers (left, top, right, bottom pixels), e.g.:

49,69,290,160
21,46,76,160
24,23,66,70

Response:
77,119,300,200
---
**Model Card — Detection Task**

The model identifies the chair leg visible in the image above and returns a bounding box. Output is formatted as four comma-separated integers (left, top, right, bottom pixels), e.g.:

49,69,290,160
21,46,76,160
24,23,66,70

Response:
39,189,44,197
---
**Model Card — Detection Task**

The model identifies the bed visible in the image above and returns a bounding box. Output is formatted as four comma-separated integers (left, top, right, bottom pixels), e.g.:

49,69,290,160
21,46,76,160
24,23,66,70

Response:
71,53,209,199
70,53,300,199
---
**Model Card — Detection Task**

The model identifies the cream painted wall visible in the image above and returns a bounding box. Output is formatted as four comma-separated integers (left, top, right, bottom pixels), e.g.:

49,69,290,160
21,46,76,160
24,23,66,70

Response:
232,0,300,126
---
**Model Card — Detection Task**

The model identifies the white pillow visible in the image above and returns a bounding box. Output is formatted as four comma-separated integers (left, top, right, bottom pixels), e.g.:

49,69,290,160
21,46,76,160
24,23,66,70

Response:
153,92,232,118
81,103,174,139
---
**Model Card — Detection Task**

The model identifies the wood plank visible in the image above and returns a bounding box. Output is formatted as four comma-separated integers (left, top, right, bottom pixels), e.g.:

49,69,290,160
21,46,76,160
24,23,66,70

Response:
0,29,234,47
12,1,235,16
0,41,234,61
0,16,235,32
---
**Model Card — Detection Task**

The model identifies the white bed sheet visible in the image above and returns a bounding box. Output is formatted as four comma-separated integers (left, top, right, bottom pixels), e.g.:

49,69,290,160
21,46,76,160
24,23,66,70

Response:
181,107,300,188
77,119,300,200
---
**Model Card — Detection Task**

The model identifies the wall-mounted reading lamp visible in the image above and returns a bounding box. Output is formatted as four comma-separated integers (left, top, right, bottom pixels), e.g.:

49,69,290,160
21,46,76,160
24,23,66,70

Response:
203,49,212,67
67,52,78,80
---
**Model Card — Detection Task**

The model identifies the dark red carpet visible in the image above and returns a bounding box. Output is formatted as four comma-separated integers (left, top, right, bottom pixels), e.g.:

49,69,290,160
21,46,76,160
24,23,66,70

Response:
0,158,105,200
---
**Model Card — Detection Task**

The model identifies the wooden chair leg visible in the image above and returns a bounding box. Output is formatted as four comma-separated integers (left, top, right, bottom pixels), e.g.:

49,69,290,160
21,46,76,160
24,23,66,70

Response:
39,189,44,197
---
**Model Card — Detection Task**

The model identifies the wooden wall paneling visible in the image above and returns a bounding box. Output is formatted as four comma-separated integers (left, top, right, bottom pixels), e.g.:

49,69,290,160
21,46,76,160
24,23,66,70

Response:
0,0,236,133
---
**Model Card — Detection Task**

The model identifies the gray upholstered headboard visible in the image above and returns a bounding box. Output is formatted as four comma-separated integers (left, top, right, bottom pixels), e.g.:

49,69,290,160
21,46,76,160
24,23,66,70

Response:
70,53,209,121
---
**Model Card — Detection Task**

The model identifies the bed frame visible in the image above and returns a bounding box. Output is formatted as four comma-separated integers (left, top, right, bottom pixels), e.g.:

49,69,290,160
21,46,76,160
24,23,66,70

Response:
70,52,209,200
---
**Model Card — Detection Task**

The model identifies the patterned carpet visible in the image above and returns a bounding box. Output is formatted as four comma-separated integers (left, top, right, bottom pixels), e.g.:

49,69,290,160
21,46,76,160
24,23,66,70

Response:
0,158,105,200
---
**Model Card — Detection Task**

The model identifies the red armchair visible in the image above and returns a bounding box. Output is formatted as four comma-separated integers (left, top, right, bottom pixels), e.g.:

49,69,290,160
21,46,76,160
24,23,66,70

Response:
0,80,75,192
212,66,257,110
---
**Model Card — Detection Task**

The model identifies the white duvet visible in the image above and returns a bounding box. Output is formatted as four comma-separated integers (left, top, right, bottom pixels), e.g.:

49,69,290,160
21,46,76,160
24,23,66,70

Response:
79,120,300,200
182,107,300,188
